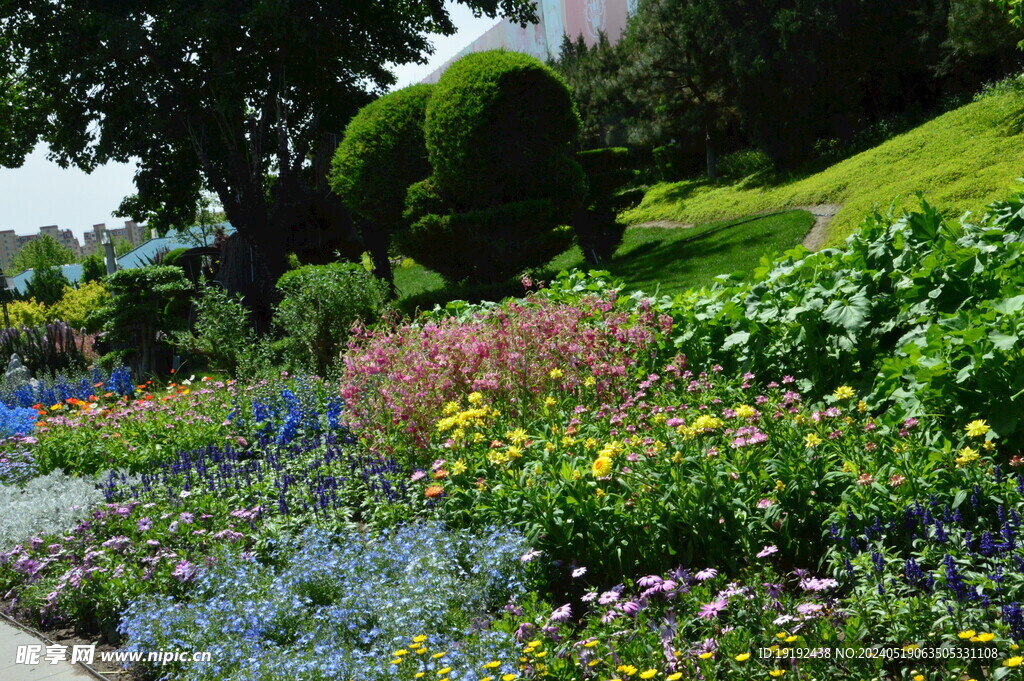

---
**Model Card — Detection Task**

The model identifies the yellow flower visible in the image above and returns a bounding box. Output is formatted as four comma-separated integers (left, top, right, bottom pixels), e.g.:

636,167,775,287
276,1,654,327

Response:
1005,656,1024,667
438,668,452,675
691,415,724,432
639,671,657,679
804,433,823,448
583,640,598,648
585,437,598,449
592,456,613,477
468,392,483,405
506,446,523,460
734,405,757,419
393,649,408,656
433,652,447,659
902,644,919,651
415,673,426,679
833,385,855,400
502,674,517,681
698,652,713,659
595,488,605,498
507,428,529,444
857,400,868,412
957,630,977,639
527,640,542,648
481,678,493,681
775,480,786,491
549,368,563,379
587,659,600,667
785,636,797,643
391,658,403,664
443,401,461,416
976,632,995,642
912,675,924,681
544,396,556,408
534,651,548,658
735,653,751,661
769,671,786,678
667,675,683,681
956,447,980,466
583,376,597,387
965,419,990,438
450,460,467,476
482,661,501,669
599,440,624,458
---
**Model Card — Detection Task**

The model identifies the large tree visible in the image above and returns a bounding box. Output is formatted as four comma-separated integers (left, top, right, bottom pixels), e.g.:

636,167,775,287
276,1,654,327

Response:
10,234,75,275
0,0,536,324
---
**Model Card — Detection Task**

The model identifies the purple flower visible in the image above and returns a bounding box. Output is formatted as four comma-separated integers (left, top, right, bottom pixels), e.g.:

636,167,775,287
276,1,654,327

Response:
620,600,641,616
697,599,727,619
637,575,663,588
410,470,427,483
514,622,536,642
179,512,195,524
756,545,778,558
695,568,718,581
550,603,572,623
171,560,198,582
796,602,824,616
800,577,838,592
598,589,621,605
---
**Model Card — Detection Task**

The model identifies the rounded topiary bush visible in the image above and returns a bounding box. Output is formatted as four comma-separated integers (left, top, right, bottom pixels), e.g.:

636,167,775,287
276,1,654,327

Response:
330,84,434,227
402,50,585,284
424,50,582,207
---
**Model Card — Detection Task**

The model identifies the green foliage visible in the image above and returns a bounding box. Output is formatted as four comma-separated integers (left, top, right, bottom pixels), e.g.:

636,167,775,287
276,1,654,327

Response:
273,263,390,375
625,87,1024,244
10,235,74,275
5,299,47,328
79,254,106,284
403,51,586,285
330,84,434,228
92,266,193,377
174,284,254,376
716,148,773,181
24,266,69,306
49,281,109,332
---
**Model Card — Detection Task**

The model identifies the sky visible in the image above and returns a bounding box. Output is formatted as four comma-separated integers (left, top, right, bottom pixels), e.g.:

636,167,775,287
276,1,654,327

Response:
0,3,498,241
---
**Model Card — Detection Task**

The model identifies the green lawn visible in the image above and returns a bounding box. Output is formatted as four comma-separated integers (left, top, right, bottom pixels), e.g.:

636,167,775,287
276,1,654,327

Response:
395,210,814,310
623,85,1024,245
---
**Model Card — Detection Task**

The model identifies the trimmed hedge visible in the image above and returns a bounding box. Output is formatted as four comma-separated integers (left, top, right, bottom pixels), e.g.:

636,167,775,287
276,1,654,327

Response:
330,84,434,227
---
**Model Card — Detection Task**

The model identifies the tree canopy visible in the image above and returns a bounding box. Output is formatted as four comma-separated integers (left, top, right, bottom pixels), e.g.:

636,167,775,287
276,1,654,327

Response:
0,0,537,320
10,235,75,274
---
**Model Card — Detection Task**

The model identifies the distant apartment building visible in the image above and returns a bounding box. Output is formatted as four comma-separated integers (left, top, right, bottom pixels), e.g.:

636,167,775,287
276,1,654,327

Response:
81,221,147,253
0,220,146,271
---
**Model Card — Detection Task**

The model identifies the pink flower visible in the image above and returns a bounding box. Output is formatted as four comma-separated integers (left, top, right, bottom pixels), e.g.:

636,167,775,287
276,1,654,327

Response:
697,599,727,619
756,545,778,559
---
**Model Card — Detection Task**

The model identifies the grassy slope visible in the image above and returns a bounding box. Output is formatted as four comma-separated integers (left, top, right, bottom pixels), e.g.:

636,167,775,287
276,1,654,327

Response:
395,210,813,308
622,89,1024,244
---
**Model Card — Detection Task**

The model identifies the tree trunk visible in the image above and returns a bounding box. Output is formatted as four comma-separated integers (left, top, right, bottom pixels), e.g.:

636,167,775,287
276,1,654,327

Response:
360,221,396,295
705,122,718,181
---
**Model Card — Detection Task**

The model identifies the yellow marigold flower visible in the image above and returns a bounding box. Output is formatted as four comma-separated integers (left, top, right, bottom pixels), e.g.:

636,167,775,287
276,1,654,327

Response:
583,376,596,387
833,385,855,400
957,630,976,639
1005,656,1024,667
468,391,483,404
735,405,757,419
956,447,980,466
976,632,995,642
735,653,751,661
639,670,657,679
507,428,529,444
592,456,613,477
698,652,713,659
549,368,563,379
965,419,990,438
804,433,823,448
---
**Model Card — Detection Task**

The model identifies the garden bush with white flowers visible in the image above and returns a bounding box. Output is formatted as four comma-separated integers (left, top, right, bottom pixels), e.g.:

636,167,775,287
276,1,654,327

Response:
5,198,1024,679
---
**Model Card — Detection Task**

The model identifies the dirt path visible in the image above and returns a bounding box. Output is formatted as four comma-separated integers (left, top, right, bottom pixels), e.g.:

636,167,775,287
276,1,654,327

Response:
631,204,842,252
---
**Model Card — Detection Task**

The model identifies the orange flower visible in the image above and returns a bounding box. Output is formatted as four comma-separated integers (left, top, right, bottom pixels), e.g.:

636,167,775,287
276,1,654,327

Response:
93,382,104,388
433,469,449,480
424,485,444,499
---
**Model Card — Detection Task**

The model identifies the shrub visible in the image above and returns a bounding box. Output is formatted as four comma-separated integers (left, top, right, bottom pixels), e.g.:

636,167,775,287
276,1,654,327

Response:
5,299,48,328
49,281,108,332
174,284,253,375
716,147,773,180
91,266,192,378
330,84,434,229
24,266,69,306
79,254,106,284
273,263,389,375
403,50,586,284
0,470,104,548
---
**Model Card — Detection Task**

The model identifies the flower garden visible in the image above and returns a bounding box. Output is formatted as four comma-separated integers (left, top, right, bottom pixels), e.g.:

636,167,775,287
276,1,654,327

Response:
4,197,1024,680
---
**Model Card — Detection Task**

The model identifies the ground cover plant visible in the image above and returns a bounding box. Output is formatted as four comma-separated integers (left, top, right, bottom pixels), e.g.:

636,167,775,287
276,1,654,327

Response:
623,82,1024,243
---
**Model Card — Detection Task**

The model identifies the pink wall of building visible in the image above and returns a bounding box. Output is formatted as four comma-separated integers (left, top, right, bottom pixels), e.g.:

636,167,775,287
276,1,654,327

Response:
425,0,633,82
